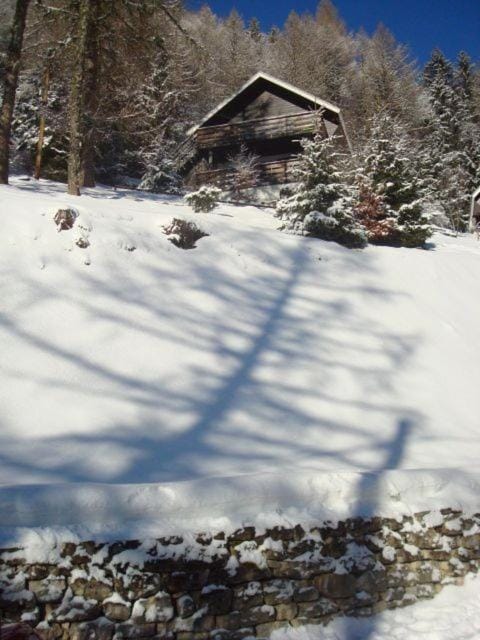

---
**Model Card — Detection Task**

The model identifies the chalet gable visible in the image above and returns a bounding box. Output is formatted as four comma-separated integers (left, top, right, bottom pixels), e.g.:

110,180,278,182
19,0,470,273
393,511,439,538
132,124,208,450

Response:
187,72,343,136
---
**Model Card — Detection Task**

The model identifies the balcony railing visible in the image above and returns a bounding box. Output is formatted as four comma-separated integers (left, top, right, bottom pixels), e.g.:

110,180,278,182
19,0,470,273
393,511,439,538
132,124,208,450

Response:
194,111,321,149
193,158,298,188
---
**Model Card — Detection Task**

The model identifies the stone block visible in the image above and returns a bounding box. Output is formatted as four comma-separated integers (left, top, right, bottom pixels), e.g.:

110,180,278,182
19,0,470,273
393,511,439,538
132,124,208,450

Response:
115,623,157,638
232,582,263,610
297,599,338,618
275,603,298,621
103,601,132,622
293,586,319,603
176,594,196,618
115,573,165,601
173,612,215,633
215,605,275,631
166,570,210,593
200,586,233,615
70,619,115,640
131,592,174,623
314,573,357,598
30,578,67,604
263,579,294,605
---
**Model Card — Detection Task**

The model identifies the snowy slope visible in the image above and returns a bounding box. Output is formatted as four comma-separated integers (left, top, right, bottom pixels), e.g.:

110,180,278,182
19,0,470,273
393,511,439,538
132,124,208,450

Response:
1,177,480,539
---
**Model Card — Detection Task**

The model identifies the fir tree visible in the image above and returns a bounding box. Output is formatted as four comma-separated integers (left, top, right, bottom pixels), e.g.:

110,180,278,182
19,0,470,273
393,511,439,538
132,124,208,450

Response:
276,130,366,248
356,112,432,247
422,49,480,231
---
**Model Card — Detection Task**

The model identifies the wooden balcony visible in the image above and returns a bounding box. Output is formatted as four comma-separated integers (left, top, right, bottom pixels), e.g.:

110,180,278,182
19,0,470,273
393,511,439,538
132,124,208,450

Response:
193,157,298,188
194,111,321,149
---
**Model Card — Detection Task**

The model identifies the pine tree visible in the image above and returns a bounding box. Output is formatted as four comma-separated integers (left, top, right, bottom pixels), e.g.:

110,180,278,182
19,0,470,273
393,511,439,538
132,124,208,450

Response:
356,112,432,247
277,129,366,248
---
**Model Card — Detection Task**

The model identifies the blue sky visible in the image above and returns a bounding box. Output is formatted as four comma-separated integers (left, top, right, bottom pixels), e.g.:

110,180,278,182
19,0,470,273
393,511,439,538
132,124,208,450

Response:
186,0,480,64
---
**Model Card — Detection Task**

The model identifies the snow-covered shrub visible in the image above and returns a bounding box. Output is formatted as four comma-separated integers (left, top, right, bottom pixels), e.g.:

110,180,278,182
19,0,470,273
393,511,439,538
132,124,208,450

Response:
227,144,260,199
163,218,209,250
276,133,367,249
185,186,222,213
300,202,367,249
139,158,182,195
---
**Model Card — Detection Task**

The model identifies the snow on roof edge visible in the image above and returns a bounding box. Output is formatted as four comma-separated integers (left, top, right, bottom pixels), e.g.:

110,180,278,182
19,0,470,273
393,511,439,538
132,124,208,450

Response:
186,72,341,137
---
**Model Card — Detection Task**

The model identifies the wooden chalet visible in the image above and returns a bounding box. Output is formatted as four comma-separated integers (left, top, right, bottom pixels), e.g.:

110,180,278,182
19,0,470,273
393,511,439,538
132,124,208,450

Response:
177,72,350,198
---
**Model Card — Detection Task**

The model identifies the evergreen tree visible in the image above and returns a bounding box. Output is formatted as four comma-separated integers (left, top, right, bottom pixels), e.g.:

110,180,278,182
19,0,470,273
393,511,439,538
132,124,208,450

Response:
423,49,480,231
356,112,432,247
277,128,367,248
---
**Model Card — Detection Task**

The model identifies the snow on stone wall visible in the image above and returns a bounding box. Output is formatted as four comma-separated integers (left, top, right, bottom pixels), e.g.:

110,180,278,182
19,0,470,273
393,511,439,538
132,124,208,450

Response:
1,509,479,640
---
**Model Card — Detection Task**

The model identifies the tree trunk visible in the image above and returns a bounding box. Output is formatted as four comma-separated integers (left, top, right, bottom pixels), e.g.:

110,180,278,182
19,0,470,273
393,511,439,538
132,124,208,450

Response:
67,0,97,196
0,0,30,185
34,66,50,181
80,1,99,188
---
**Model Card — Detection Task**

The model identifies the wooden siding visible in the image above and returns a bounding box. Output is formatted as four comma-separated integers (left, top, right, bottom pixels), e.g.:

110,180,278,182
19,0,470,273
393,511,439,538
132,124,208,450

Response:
230,90,305,123
193,157,298,188
195,111,323,150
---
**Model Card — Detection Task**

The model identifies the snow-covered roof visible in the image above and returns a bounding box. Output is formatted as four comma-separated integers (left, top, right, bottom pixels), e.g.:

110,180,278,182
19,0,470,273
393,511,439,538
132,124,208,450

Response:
186,72,341,137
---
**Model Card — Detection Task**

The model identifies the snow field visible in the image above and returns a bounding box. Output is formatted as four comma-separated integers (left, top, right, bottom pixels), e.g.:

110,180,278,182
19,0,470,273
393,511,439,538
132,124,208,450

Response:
0,177,479,544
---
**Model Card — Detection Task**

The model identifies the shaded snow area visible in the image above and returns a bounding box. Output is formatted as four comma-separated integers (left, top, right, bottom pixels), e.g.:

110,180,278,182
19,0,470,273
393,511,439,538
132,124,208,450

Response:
272,574,480,640
0,177,480,543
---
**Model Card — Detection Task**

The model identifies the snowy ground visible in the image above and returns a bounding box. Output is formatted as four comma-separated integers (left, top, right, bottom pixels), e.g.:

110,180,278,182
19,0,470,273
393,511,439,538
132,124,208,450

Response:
1,177,480,539
273,574,480,640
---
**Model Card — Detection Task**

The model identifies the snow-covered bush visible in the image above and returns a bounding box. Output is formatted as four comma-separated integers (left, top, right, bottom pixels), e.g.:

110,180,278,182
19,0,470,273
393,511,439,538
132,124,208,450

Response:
185,186,222,213
227,144,260,200
276,133,367,249
163,218,209,249
139,158,182,195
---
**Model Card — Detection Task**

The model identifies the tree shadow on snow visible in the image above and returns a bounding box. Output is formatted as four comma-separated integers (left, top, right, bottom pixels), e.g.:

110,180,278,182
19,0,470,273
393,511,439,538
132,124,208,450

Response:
0,221,443,636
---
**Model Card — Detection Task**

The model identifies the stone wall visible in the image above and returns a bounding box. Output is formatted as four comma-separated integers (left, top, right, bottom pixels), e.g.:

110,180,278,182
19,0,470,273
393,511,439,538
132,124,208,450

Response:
1,509,479,640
